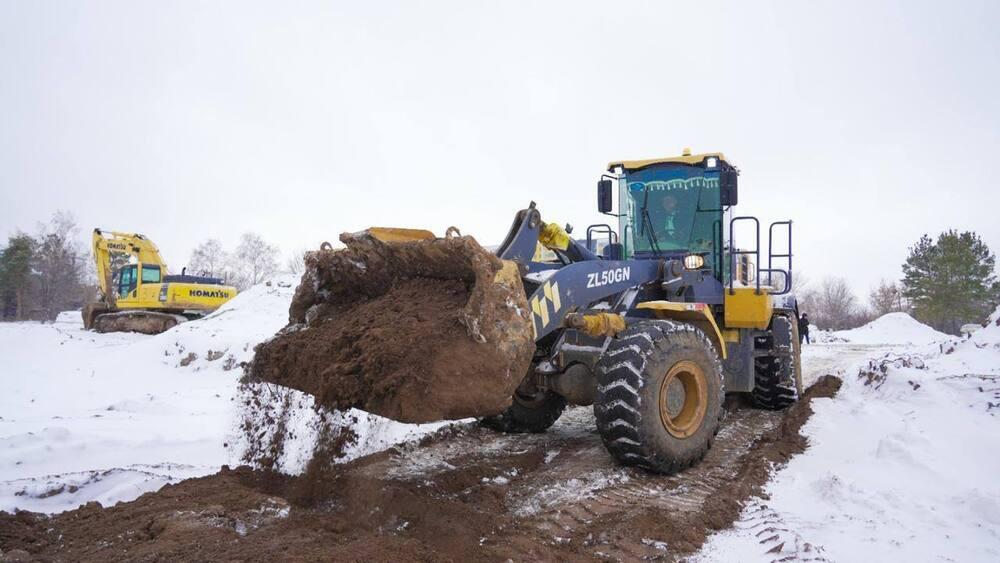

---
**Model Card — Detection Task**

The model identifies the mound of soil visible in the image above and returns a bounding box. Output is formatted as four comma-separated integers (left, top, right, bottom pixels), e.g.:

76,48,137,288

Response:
0,376,842,562
246,232,534,423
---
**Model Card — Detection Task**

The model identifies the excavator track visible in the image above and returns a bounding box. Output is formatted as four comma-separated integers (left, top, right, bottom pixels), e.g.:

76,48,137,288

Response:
92,310,186,335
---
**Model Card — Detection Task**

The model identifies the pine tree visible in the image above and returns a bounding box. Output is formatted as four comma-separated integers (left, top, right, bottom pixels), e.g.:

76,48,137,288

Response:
0,234,37,320
902,230,999,334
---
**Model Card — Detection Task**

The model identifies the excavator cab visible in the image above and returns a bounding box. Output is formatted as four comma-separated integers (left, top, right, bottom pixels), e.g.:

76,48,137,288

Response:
115,263,161,299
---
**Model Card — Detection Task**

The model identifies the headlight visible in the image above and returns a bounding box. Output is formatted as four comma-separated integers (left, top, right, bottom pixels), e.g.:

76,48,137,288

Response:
683,254,705,270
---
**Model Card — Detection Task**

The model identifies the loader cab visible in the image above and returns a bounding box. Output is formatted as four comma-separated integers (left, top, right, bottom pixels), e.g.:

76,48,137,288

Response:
600,152,735,283
596,150,792,295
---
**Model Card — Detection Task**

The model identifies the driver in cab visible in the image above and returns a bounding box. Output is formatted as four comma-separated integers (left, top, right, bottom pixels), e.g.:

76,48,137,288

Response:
658,193,682,242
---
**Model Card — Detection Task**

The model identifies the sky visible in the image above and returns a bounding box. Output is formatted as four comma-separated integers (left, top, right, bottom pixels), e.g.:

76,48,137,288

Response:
1,0,998,297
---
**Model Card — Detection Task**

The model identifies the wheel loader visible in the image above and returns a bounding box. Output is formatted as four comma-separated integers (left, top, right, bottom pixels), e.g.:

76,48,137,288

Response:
251,149,801,474
83,229,238,334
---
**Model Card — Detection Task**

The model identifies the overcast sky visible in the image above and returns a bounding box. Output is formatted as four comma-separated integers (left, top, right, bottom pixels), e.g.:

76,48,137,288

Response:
1,1,998,296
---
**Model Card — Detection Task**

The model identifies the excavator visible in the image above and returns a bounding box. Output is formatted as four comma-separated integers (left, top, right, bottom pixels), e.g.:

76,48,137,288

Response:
83,229,238,334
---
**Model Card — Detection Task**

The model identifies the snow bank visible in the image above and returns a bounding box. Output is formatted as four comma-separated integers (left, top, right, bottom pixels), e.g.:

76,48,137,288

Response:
0,277,298,513
0,275,450,514
699,316,1000,561
970,305,1000,345
833,312,950,345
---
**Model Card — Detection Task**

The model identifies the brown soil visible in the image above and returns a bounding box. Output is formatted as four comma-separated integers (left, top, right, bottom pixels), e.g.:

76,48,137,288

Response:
1,376,841,562
246,232,535,423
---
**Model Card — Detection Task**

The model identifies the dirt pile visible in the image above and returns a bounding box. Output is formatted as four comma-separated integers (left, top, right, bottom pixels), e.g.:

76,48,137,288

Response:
246,231,535,423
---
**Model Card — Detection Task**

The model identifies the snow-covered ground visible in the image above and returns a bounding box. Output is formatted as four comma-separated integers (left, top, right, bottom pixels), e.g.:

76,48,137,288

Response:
699,312,1000,562
4,287,1000,561
0,276,448,513
0,279,296,513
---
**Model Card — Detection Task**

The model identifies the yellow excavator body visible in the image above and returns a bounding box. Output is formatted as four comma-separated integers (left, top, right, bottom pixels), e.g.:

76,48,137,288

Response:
83,229,238,333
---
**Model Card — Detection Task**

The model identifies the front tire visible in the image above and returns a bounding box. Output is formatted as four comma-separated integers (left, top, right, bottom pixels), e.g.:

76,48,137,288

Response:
594,320,724,474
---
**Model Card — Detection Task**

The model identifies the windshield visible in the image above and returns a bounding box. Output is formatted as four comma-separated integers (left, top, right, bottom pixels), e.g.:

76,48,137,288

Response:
619,165,722,258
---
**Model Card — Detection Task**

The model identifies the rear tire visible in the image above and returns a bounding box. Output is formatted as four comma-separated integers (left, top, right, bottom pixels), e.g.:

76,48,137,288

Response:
751,316,803,410
480,391,566,433
594,320,724,474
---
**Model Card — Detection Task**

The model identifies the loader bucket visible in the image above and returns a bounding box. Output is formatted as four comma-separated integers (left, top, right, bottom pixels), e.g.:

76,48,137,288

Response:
246,229,535,423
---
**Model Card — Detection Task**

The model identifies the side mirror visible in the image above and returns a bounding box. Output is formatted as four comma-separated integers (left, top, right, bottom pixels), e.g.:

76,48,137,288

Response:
597,179,613,213
721,168,738,206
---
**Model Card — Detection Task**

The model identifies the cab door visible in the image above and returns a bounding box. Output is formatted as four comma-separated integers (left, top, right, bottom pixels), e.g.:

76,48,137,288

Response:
117,265,138,300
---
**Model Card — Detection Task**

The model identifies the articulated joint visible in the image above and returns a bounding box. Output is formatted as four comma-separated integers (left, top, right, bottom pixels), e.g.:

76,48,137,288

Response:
565,312,626,337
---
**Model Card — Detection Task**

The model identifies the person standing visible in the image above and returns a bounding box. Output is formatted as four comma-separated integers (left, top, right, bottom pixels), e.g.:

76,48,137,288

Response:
798,312,811,344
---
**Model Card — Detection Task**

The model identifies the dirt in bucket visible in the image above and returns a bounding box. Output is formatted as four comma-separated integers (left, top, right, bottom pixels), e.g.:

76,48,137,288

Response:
245,232,535,423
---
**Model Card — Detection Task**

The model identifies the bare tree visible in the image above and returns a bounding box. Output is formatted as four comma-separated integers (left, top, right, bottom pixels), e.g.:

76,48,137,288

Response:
790,271,812,295
229,233,279,290
869,279,908,317
791,271,820,323
188,239,228,278
33,211,87,320
284,248,307,275
810,277,860,330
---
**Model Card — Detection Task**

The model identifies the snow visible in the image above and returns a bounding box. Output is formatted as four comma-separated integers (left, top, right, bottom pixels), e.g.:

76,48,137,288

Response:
698,309,1000,562
833,312,950,345
0,276,446,514
5,289,1000,561
971,307,1000,345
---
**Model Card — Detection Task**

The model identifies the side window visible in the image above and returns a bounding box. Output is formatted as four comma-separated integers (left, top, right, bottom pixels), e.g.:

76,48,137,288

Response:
118,265,137,298
141,265,161,284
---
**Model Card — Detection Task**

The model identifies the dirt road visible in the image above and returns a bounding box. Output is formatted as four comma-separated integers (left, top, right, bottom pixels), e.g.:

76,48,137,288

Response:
0,347,868,562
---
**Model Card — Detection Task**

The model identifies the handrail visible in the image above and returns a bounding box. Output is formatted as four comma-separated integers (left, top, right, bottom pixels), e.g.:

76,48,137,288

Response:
767,220,793,295
728,216,761,295
712,219,722,281
586,224,618,254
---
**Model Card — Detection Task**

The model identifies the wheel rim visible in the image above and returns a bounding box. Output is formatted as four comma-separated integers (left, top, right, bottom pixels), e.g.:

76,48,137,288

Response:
658,360,708,439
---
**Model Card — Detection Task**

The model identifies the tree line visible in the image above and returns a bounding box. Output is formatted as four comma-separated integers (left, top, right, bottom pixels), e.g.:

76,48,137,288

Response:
0,211,296,321
798,230,999,334
3,214,996,333
0,212,89,321
186,234,285,290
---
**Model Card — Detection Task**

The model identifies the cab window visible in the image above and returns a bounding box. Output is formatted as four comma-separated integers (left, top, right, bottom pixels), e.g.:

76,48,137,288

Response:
118,265,137,298
141,265,161,284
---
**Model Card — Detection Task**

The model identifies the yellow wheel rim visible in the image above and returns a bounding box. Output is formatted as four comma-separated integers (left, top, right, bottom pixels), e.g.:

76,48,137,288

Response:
658,360,708,439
